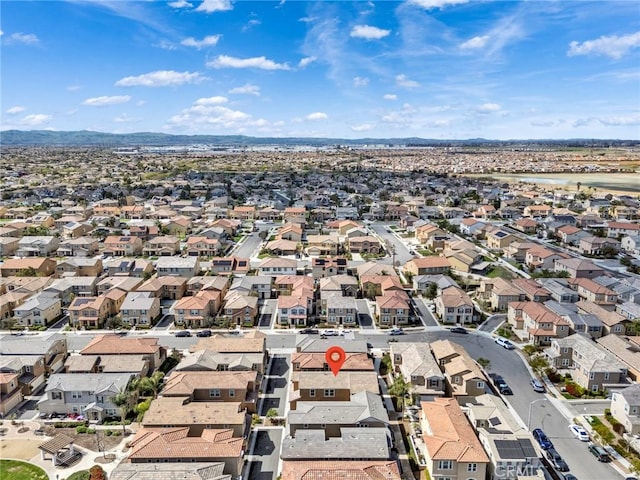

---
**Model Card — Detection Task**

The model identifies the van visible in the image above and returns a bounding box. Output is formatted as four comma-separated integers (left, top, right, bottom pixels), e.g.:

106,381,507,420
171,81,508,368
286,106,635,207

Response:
588,443,610,462
495,337,515,350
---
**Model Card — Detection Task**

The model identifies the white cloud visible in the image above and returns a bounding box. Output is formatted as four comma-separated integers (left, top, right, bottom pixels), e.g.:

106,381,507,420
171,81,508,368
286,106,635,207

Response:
195,96,228,105
19,114,51,126
6,106,25,115
568,31,640,60
67,84,82,91
113,114,138,123
242,19,261,32
395,74,420,88
4,32,39,45
82,95,131,106
476,103,501,113
229,83,261,96
429,119,450,127
460,35,489,50
599,116,640,126
383,94,397,100
298,56,316,68
408,0,469,9
353,76,369,87
351,123,374,132
306,112,328,121
299,16,316,23
195,0,232,13
136,100,146,107
181,35,221,49
207,55,290,70
168,0,192,8
115,70,206,87
350,25,391,40
158,40,177,50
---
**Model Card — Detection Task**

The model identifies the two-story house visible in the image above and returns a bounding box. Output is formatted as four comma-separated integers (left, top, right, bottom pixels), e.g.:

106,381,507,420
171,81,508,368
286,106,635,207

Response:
289,371,379,410
430,339,488,399
611,384,640,435
436,286,476,325
375,290,410,327
507,301,570,345
120,291,161,327
390,343,445,400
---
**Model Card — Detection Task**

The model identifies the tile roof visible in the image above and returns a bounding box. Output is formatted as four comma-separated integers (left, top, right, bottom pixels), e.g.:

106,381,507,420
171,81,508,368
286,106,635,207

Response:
141,397,246,426
80,334,162,355
280,460,401,480
291,352,374,371
161,371,257,396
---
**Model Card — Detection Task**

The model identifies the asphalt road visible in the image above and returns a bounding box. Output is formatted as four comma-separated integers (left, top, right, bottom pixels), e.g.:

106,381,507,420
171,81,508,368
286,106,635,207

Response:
249,428,283,480
369,224,413,266
478,313,506,333
412,297,438,327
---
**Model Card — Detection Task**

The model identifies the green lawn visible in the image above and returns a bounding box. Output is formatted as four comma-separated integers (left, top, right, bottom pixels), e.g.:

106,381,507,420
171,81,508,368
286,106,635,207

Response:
486,266,514,279
0,459,48,480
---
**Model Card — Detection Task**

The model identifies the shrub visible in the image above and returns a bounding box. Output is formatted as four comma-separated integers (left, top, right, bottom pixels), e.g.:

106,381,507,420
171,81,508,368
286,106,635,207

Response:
89,465,106,480
104,430,113,436
86,428,96,434
564,381,585,398
76,425,88,434
112,430,122,436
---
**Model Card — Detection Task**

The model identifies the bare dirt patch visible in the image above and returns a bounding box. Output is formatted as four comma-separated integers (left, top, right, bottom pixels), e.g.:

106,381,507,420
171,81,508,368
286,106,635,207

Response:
0,439,41,460
42,427,129,452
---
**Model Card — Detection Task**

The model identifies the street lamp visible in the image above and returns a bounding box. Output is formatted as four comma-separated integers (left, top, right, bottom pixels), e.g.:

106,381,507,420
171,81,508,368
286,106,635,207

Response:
527,398,547,430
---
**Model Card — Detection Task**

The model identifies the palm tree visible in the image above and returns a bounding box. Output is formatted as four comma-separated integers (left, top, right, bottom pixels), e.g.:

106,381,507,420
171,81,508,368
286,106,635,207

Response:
111,391,130,436
388,375,410,411
138,371,165,399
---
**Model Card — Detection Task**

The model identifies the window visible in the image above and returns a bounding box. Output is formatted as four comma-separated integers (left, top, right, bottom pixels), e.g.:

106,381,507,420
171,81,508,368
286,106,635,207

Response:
209,389,221,398
561,359,570,366
429,378,440,387
229,389,235,398
438,460,453,470
467,463,477,472
589,372,595,380
51,391,62,400
604,373,609,381
476,381,484,388
72,391,82,399
309,389,315,397
324,389,335,398
592,384,599,392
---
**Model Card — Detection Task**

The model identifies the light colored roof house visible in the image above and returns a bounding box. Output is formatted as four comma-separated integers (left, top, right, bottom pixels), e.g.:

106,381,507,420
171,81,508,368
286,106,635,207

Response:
274,275,314,296
264,239,299,256
607,221,640,238
68,295,113,329
523,204,552,218
537,278,579,303
185,236,222,257
110,462,231,480
305,234,340,257
281,427,392,461
503,241,538,262
55,257,103,278
554,257,605,279
597,335,640,382
161,370,258,413
347,235,382,254
323,293,359,326
477,278,523,312
0,237,19,257
421,397,490,480
208,257,250,276
356,261,398,278
404,256,451,276
280,460,401,480
258,257,298,277
80,334,165,370
611,384,640,435
173,290,221,328
277,289,313,327
12,293,61,328
143,235,181,256
464,394,542,480
524,246,569,271
64,354,149,376
97,276,143,294
103,235,143,256
485,229,519,250
507,301,570,345
415,224,447,243
16,236,59,257
287,390,388,438
289,371,380,410
568,277,618,307
579,235,621,256
0,332,68,374
191,331,266,355
0,354,47,396
361,275,404,298
176,349,266,374
187,276,231,296
318,275,359,298
511,278,552,302
375,290,410,327
545,333,627,392
277,223,304,242
512,217,539,234
155,256,200,277
0,372,23,416
141,397,249,437
616,301,640,322
435,285,476,325
136,275,188,300
56,237,99,257
0,257,57,278
120,291,161,327
222,291,259,327
126,427,243,476
390,343,445,399
577,300,631,336
291,352,374,372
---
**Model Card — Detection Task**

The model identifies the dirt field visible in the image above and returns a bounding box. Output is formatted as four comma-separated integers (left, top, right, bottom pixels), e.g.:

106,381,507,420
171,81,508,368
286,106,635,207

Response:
42,426,129,452
0,439,41,460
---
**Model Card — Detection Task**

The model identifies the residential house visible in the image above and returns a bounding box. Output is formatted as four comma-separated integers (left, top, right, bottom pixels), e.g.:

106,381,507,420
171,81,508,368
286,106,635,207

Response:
264,239,299,256
617,302,640,322
420,397,490,480
323,293,358,326
311,257,347,279
280,461,401,480
209,257,250,276
477,278,523,312
222,291,259,327
375,290,410,327
155,256,199,277
0,237,19,257
173,291,221,328
12,293,61,327
136,276,187,300
512,218,539,234
38,373,135,422
524,247,569,271
413,274,458,296
622,235,640,255
175,349,266,375
0,333,68,374
523,204,552,218
281,427,392,461
185,236,222,257
511,278,552,303
277,223,303,242
258,257,298,277
102,235,143,256
56,237,99,257
557,225,588,245
607,222,640,239
415,224,447,244
347,236,382,254
485,229,519,250
120,291,161,327
554,258,605,279
110,462,233,480
291,352,374,373
537,278,580,303
404,257,451,276
229,276,273,299
0,354,47,395
0,257,56,278
55,258,103,278
79,334,165,370
190,332,267,368
16,236,60,257
579,236,620,256
611,384,640,435
545,334,627,392
390,343,445,400
289,371,379,409
104,258,153,278
277,288,314,327
430,339,488,399
319,275,359,298
97,276,143,295
305,234,340,256
287,390,389,438
64,354,149,377
126,427,243,476
507,301,570,346
0,373,23,416
143,235,181,256
568,278,618,307
435,286,476,325
598,335,640,382
160,370,259,413
577,301,632,336
503,241,538,263
68,295,114,329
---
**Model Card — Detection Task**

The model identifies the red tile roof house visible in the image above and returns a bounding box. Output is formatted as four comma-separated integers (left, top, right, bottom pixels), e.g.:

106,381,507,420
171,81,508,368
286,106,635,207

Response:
375,290,411,327
507,301,570,346
280,461,401,480
80,334,166,371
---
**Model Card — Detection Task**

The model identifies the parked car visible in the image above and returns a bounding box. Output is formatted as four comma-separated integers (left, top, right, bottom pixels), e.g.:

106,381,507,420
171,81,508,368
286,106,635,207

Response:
569,424,590,441
450,326,468,334
340,329,352,335
562,474,578,480
300,328,319,334
530,378,546,393
175,330,191,337
495,337,515,349
546,448,569,472
389,327,405,336
321,329,340,336
532,428,553,450
196,329,212,337
588,443,611,462
490,374,513,395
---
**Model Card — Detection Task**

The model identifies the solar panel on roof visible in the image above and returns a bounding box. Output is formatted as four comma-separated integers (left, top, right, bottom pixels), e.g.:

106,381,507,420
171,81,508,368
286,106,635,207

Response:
518,438,538,458
488,416,502,426
494,439,525,459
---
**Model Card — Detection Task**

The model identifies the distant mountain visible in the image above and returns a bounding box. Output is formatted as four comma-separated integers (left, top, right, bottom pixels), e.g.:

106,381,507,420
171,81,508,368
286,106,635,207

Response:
0,129,637,147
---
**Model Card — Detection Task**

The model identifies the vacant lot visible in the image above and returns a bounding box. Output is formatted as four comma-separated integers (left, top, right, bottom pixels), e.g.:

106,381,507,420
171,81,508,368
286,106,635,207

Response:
0,439,41,460
42,426,128,451
0,459,48,480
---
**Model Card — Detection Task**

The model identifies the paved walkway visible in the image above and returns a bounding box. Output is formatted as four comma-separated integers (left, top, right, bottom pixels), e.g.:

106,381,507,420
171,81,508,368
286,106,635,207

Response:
0,419,134,480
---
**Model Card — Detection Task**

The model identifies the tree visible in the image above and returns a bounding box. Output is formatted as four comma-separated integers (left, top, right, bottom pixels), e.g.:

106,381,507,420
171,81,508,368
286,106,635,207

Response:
425,282,438,300
529,355,549,377
266,408,278,419
111,391,130,436
388,375,410,411
138,371,165,399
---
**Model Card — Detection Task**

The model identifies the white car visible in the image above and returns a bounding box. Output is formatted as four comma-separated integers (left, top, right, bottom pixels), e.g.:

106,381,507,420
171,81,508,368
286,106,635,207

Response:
321,329,340,336
569,424,590,441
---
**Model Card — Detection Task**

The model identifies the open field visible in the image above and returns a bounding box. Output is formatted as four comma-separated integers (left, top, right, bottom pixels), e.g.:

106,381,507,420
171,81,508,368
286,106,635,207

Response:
0,459,48,480
464,172,640,195
0,439,41,461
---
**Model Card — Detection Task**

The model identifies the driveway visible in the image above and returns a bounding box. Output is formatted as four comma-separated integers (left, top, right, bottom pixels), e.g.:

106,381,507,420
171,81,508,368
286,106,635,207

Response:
412,297,438,327
260,354,290,417
356,299,374,329
248,428,283,480
478,314,505,333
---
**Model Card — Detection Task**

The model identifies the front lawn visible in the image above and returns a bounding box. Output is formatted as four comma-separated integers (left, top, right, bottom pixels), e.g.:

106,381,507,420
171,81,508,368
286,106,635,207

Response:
486,266,514,279
0,459,48,480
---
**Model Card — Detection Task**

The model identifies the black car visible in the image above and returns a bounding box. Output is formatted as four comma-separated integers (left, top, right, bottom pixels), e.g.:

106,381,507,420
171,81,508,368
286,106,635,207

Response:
546,448,569,472
491,374,513,395
174,330,191,337
300,328,319,334
450,326,468,334
196,329,212,337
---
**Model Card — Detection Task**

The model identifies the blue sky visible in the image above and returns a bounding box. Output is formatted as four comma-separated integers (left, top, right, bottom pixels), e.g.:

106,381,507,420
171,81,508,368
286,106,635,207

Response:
1,0,639,140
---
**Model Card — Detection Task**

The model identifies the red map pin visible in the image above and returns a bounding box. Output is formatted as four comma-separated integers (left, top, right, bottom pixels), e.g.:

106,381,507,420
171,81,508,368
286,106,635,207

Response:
326,346,346,376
